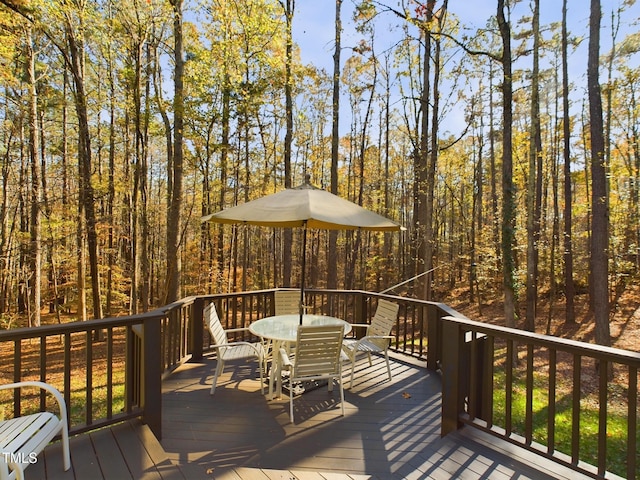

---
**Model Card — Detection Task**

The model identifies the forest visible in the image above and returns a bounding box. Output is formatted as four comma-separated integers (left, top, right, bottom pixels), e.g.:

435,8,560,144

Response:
0,0,637,349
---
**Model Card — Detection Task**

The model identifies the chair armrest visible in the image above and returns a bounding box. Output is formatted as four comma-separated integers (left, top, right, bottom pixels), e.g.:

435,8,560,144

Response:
344,323,370,338
349,323,371,329
279,348,292,369
210,341,264,357
0,381,68,421
362,335,394,341
349,335,394,349
224,327,251,334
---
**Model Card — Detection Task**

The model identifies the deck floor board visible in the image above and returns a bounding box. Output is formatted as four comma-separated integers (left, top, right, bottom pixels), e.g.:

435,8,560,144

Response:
159,352,591,480
32,351,596,479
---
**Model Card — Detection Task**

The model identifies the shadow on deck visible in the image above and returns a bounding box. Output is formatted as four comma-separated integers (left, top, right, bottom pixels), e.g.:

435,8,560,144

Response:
160,352,590,480
33,352,594,479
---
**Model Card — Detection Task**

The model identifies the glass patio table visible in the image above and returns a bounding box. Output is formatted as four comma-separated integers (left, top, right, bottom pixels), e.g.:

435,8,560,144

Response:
250,314,351,399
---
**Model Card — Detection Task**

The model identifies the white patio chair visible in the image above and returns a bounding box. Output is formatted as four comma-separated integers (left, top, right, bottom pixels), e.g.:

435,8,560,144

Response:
0,381,71,480
342,299,399,388
279,324,345,423
264,290,306,362
206,303,265,395
274,290,304,315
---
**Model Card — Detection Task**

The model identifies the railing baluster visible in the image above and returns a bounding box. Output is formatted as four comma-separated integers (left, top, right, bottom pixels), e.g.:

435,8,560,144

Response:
571,353,581,465
39,336,46,411
597,360,608,477
525,343,534,445
505,339,513,437
548,348,557,455
628,366,637,480
107,327,113,419
64,332,71,424
12,340,20,416
86,330,93,426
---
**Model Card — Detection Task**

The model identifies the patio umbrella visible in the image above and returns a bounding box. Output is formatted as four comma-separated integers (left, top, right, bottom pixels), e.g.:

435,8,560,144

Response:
201,182,404,322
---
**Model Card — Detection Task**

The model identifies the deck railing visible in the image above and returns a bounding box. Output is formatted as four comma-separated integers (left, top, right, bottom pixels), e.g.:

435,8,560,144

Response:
440,316,640,480
0,289,636,479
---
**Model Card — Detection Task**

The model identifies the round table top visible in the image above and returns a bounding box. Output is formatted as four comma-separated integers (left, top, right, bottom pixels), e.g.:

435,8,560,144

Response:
249,314,351,342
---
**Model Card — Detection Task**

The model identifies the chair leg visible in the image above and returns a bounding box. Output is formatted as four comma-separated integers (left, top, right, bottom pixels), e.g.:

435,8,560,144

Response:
61,421,71,470
349,357,356,388
210,359,225,395
288,378,295,423
258,358,265,394
338,376,345,416
384,350,392,381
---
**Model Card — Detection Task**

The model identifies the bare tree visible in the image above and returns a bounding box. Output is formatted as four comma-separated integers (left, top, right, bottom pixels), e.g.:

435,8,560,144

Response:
26,25,41,327
587,0,611,348
328,0,342,289
497,0,517,328
525,0,542,332
561,0,575,324
165,0,184,303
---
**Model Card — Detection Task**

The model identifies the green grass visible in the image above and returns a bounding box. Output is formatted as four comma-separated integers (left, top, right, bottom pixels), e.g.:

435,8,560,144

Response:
491,368,637,478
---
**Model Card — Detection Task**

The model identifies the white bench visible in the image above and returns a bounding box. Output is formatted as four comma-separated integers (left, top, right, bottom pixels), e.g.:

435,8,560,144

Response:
0,381,71,480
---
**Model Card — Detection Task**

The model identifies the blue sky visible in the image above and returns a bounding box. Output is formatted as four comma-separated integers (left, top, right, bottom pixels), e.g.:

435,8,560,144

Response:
293,1,595,69
291,1,637,136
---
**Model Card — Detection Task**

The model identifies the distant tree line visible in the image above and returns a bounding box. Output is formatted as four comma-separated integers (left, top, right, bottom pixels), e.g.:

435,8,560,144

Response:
0,0,637,348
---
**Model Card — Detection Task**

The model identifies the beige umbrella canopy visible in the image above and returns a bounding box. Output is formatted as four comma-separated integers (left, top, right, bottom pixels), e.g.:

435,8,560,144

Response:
201,182,404,321
201,182,403,231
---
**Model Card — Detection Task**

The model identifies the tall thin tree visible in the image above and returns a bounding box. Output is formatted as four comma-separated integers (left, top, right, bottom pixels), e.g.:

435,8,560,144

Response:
165,0,184,303
525,0,542,332
587,0,611,348
562,0,575,324
497,0,517,328
328,0,342,289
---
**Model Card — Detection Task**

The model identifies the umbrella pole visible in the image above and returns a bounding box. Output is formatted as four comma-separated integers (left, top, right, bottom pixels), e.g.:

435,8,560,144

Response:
300,222,307,324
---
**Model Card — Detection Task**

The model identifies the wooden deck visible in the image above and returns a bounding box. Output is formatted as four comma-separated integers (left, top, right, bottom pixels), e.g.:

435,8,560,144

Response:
34,352,594,479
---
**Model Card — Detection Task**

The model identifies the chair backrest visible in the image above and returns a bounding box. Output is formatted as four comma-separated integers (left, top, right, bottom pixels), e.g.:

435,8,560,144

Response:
368,299,400,344
293,325,344,378
274,290,301,315
205,303,228,352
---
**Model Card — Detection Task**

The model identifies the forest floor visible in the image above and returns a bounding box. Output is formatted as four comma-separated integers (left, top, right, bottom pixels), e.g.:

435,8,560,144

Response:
4,284,638,420
440,282,640,354
15,282,640,354
11,280,640,355
440,282,640,418
7,281,639,391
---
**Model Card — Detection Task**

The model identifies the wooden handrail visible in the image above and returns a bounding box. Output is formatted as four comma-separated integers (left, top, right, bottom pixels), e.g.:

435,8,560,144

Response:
0,290,636,478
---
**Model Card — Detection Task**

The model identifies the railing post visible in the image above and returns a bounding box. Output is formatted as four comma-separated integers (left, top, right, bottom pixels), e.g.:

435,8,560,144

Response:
142,315,162,440
354,292,366,324
426,304,441,371
441,317,464,436
190,297,204,362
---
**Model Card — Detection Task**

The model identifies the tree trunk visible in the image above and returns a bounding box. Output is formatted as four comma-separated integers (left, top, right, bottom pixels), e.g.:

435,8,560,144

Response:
328,0,341,290
217,81,230,292
497,0,517,328
65,13,103,321
489,61,501,270
105,36,116,317
424,0,446,301
281,0,294,288
26,26,41,327
525,0,541,332
588,0,611,348
165,0,184,303
140,43,152,310
561,0,576,324
412,5,431,300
